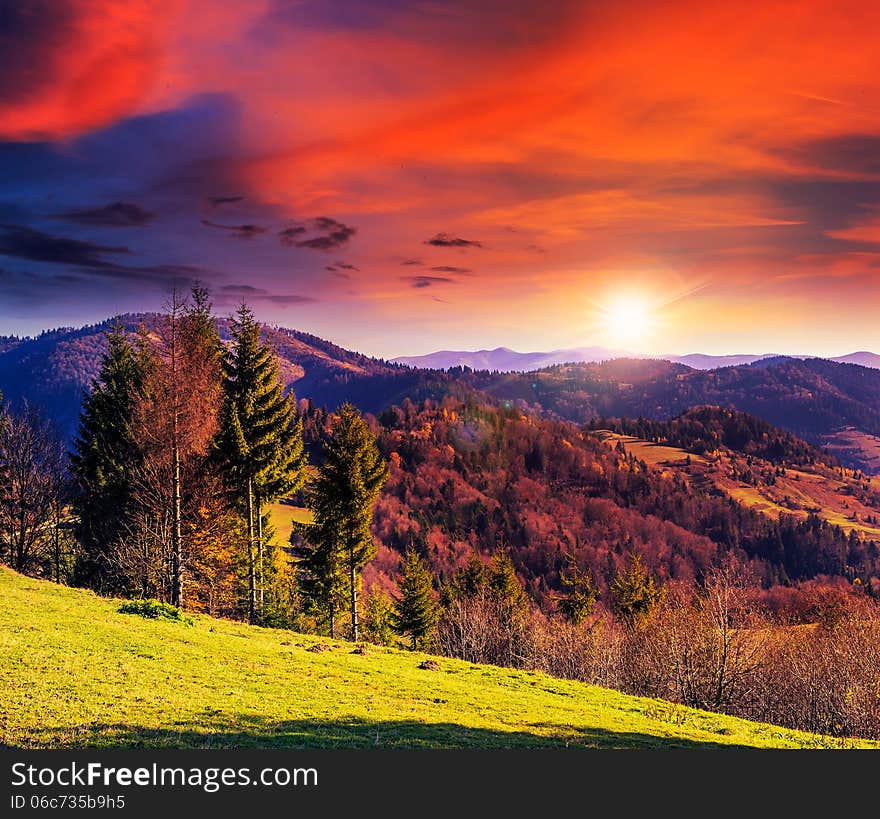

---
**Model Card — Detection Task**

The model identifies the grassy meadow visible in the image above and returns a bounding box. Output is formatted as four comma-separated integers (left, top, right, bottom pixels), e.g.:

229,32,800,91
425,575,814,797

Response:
0,568,873,750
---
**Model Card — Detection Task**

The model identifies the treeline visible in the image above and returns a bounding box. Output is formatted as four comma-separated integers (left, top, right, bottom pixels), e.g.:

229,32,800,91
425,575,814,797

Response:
589,405,830,466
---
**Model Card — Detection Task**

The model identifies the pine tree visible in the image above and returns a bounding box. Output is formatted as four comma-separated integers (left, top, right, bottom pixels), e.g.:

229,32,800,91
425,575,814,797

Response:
70,320,148,592
392,548,438,649
307,404,387,641
362,587,395,646
489,547,525,609
215,304,306,622
610,553,663,627
291,515,346,637
556,554,599,624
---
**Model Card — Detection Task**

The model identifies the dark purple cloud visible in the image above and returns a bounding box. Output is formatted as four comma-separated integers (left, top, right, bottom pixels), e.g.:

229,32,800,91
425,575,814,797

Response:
201,219,267,239
0,224,131,267
56,201,156,227
0,0,75,102
777,133,880,177
425,232,483,248
401,275,456,288
220,283,315,305
278,217,357,250
208,195,246,207
278,225,307,245
430,265,471,274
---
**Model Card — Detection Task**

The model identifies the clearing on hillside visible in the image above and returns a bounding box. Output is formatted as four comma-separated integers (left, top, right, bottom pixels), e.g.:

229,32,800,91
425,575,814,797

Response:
596,431,880,539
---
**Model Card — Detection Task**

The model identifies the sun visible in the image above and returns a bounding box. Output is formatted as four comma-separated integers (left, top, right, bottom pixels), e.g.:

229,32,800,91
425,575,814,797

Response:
597,297,655,348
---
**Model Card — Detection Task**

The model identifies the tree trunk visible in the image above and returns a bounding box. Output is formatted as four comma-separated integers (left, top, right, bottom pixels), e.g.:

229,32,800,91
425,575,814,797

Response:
171,440,182,607
169,295,183,609
246,477,256,624
350,554,358,642
17,489,26,572
329,600,336,639
53,497,61,584
257,494,264,616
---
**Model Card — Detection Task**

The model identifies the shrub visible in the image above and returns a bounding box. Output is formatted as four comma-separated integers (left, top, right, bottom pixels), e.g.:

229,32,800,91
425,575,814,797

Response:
118,599,193,625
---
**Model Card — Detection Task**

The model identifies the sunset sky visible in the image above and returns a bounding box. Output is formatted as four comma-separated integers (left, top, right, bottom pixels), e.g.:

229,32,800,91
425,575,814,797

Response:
2,0,880,357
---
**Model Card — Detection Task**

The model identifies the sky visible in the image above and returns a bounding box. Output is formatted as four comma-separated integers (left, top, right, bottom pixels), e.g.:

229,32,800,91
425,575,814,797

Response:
1,0,880,358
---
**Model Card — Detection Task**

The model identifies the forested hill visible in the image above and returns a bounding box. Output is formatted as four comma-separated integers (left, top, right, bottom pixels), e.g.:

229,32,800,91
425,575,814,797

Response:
0,314,444,440
3,317,880,473
590,406,834,468
360,399,880,602
463,357,880,473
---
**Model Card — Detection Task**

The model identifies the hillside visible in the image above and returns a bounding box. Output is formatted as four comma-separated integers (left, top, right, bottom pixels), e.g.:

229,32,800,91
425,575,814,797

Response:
465,357,880,473
356,401,880,600
0,315,416,441
591,413,880,542
0,568,868,749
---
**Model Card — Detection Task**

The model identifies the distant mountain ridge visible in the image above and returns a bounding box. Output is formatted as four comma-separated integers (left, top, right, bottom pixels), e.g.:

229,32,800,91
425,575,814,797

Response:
393,347,880,372
3,316,880,473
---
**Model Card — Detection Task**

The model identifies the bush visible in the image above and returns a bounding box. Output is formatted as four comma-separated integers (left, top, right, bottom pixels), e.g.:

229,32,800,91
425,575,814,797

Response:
118,599,193,625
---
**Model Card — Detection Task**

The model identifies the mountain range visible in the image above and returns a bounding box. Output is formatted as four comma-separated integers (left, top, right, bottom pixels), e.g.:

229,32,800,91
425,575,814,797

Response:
392,346,880,373
2,315,880,473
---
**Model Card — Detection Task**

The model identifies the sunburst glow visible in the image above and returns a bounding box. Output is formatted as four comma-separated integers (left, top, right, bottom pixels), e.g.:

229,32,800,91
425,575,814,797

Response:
597,297,656,348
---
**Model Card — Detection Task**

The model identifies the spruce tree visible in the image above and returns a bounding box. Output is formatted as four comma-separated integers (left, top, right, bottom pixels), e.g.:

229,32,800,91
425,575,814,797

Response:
392,548,438,649
610,553,663,627
291,521,346,637
557,554,599,624
307,404,387,641
363,587,395,646
489,547,526,609
70,320,147,592
215,305,306,622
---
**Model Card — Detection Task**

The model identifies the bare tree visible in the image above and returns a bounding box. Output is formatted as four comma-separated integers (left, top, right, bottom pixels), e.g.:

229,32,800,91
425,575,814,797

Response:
0,403,67,574
110,458,174,599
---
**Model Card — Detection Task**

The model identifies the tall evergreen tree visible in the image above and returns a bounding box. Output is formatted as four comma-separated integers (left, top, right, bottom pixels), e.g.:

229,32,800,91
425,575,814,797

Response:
215,304,306,622
70,320,147,591
305,404,387,641
392,548,439,649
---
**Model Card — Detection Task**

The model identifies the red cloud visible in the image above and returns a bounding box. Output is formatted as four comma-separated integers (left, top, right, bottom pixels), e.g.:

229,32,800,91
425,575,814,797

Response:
0,0,181,141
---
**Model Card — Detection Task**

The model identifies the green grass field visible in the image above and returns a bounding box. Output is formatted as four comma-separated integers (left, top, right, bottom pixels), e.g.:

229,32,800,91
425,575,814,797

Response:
267,500,314,544
0,568,873,749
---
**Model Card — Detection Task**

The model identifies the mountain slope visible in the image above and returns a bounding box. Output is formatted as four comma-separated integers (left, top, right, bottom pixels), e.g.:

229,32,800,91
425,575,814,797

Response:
468,357,880,472
0,315,410,440
833,352,880,369
362,401,880,605
0,568,867,749
393,346,632,372
591,407,880,541
4,317,880,473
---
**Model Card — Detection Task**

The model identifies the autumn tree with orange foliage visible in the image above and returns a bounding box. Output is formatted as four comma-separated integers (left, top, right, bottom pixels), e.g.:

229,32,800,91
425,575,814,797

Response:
128,286,223,606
